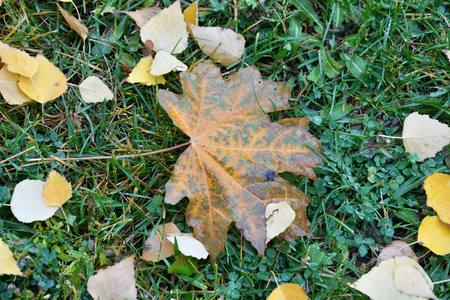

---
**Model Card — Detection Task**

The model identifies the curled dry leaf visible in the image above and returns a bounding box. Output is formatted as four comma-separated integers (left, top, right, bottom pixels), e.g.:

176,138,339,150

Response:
167,233,209,259
0,238,23,276
351,256,437,300
190,25,245,66
265,201,296,242
418,216,450,255
18,54,68,103
267,283,308,300
42,170,72,207
377,240,417,266
87,255,137,300
57,4,89,41
0,41,39,77
127,56,165,86
159,62,321,261
122,7,161,28
423,173,450,224
11,180,59,223
0,65,32,105
402,112,450,161
141,222,181,262
150,50,188,76
140,1,188,54
79,76,114,103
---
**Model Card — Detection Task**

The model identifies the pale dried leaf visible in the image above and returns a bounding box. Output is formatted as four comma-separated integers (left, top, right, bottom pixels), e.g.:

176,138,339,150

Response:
443,49,450,62
167,233,209,259
11,180,59,223
0,65,32,105
0,41,39,77
141,222,181,262
57,4,89,41
140,1,188,54
150,50,187,76
122,7,161,27
79,76,114,103
0,238,22,276
87,255,137,300
377,240,417,266
402,112,450,161
265,201,296,242
190,25,245,66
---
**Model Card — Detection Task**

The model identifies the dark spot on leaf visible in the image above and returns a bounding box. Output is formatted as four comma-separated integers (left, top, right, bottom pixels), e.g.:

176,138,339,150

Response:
264,171,276,181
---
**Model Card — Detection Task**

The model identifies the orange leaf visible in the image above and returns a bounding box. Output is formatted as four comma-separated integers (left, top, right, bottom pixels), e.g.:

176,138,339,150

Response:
57,4,89,41
158,62,322,261
423,173,450,224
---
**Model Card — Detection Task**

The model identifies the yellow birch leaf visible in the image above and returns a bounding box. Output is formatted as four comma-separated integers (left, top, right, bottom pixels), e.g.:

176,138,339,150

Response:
42,170,72,207
417,215,450,255
126,56,165,86
140,1,188,54
183,1,198,36
0,41,39,77
18,54,68,103
0,238,23,276
423,173,450,224
57,4,89,41
0,65,32,105
267,283,308,300
141,222,181,262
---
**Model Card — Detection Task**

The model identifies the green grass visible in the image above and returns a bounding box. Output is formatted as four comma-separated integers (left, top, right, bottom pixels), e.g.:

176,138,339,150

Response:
1,0,450,299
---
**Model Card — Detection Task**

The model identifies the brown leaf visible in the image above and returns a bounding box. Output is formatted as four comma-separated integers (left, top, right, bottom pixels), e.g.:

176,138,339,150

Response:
141,40,154,56
141,222,181,262
158,62,322,261
57,4,89,41
122,7,161,28
377,240,417,266
87,255,137,300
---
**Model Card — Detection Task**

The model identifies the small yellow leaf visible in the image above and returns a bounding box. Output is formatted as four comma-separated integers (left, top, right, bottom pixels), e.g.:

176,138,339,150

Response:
140,1,188,54
127,57,165,86
42,170,72,207
183,1,198,36
0,41,39,77
57,4,89,41
0,65,32,105
18,54,68,103
418,215,450,255
423,173,450,224
190,25,245,66
267,283,308,300
141,222,181,262
150,50,187,76
79,76,114,103
0,238,23,276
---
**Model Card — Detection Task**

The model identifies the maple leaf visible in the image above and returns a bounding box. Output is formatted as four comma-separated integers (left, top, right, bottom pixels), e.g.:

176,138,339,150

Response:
158,62,322,261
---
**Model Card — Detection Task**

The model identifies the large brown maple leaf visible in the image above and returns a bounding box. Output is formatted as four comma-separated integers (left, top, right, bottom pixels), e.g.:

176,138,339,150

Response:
158,62,322,261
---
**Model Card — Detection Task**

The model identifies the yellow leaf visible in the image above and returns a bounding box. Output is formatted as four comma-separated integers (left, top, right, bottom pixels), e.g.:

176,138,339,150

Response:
140,1,188,54
418,215,450,255
126,56,165,86
267,283,308,300
141,222,181,262
57,4,89,41
0,41,39,77
0,65,32,105
18,54,68,103
150,50,187,76
0,238,23,276
423,173,450,224
42,170,72,207
183,1,198,36
190,25,245,66
402,112,450,161
79,76,114,103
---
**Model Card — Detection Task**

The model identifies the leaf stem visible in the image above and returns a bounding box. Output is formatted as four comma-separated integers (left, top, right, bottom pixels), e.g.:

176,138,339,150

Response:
28,141,191,163
0,146,36,166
